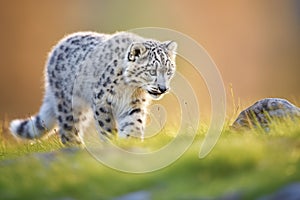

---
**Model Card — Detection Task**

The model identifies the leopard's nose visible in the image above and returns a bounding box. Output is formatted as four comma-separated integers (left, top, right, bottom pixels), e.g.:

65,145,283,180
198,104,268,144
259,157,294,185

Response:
158,85,168,93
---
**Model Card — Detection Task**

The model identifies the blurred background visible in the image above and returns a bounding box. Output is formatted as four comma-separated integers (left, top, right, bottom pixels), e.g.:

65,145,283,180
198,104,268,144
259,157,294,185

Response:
0,0,300,119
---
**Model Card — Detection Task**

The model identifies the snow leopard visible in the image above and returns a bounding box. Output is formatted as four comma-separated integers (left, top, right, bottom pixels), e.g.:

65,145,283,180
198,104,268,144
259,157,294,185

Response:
10,31,177,145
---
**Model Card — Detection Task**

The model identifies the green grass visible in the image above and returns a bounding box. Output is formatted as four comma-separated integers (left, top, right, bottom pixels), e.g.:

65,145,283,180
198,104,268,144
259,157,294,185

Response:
0,119,299,200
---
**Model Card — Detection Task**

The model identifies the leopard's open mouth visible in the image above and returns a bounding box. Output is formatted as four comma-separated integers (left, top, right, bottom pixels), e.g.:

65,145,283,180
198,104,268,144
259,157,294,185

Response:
147,90,164,99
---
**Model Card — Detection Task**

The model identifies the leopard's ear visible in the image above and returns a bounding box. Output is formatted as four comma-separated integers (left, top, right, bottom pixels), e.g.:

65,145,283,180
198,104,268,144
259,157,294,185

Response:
164,41,177,53
127,43,147,62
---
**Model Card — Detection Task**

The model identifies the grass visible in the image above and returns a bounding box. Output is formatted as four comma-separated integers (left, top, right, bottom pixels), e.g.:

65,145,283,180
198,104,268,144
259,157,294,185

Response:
0,117,299,200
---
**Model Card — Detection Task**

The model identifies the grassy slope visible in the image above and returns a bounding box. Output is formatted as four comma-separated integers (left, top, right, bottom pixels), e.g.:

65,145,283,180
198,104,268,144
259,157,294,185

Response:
0,120,299,200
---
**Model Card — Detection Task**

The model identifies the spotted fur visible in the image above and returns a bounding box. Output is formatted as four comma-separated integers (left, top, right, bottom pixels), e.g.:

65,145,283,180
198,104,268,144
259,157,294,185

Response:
10,31,177,145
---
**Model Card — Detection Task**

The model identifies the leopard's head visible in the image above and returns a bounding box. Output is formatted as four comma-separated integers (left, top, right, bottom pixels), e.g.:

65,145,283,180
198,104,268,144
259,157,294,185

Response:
124,40,177,100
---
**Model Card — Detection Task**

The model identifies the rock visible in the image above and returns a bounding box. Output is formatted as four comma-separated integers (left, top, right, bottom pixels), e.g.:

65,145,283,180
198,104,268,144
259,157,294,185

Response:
113,190,151,200
231,98,300,130
218,191,243,200
257,182,300,200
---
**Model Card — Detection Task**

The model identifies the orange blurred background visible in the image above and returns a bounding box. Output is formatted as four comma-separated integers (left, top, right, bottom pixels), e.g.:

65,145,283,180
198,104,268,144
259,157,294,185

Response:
0,0,300,119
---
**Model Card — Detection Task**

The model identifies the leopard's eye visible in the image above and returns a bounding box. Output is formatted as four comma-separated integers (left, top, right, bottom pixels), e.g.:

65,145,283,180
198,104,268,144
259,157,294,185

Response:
147,61,158,76
167,69,173,76
149,69,157,76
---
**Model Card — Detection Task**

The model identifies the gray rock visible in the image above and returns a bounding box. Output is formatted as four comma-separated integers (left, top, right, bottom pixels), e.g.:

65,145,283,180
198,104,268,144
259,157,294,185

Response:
231,98,300,130
217,191,243,200
113,191,151,200
257,182,300,200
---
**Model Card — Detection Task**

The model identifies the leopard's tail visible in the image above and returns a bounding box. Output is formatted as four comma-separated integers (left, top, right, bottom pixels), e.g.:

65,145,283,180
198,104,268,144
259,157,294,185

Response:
10,92,56,139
